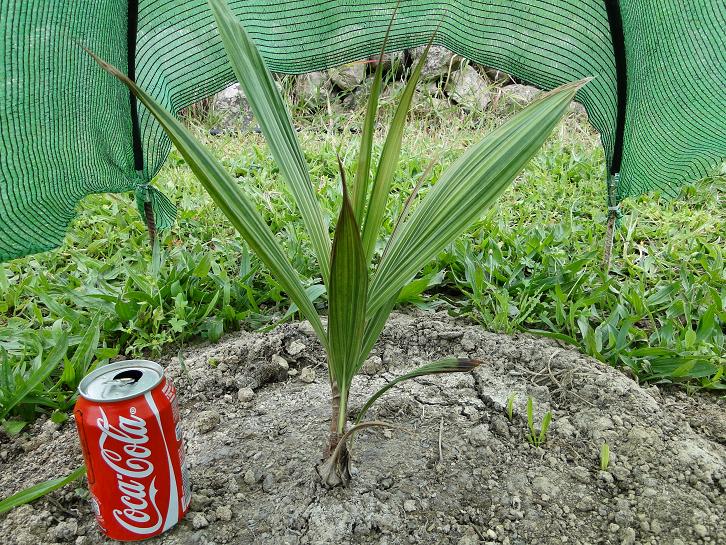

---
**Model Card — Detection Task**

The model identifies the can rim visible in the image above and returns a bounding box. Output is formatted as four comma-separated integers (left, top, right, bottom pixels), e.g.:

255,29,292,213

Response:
78,360,164,402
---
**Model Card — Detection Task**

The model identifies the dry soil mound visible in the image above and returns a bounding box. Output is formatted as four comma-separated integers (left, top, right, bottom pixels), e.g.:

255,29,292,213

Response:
1,313,724,545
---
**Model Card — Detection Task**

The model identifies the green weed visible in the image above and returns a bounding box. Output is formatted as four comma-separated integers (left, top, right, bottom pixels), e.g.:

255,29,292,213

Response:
506,392,516,421
526,396,552,447
600,442,610,471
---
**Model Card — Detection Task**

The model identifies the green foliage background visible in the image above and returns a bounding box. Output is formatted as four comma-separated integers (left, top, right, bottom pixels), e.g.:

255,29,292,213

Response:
1,88,724,431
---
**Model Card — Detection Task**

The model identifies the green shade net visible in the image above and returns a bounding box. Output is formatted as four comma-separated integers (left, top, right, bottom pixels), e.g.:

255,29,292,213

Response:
1,1,724,262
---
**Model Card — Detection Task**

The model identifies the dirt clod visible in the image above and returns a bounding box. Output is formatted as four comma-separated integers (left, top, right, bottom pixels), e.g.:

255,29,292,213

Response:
191,513,208,530
194,410,220,433
287,339,306,356
215,505,233,522
272,354,289,371
299,366,316,383
49,519,78,542
1,313,724,545
237,387,255,402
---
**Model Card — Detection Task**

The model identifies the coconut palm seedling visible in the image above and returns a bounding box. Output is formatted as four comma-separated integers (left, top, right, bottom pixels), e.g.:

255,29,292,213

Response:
526,396,552,447
87,0,585,486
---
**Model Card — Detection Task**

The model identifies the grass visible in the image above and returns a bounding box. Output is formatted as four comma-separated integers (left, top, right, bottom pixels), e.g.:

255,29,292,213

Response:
526,396,552,448
0,81,724,430
600,442,610,471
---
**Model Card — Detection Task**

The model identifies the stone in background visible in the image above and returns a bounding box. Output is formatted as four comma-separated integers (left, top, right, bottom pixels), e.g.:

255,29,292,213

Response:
445,64,492,111
407,45,461,81
294,72,333,111
206,46,588,122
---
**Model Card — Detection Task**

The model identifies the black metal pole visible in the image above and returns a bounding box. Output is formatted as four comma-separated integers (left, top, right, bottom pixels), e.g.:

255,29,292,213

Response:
128,0,156,248
603,0,627,270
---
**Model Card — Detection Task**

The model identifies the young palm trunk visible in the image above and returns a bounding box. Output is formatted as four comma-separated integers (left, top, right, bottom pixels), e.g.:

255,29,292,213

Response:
318,381,352,487
326,382,343,456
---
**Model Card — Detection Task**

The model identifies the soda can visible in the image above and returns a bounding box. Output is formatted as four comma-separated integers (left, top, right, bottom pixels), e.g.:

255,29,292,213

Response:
74,360,191,541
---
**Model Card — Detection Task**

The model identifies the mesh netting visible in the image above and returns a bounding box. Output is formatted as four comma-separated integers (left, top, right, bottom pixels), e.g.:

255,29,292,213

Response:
1,1,724,261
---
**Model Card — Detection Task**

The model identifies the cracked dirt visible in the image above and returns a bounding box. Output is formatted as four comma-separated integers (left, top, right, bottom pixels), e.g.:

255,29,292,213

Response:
1,312,725,544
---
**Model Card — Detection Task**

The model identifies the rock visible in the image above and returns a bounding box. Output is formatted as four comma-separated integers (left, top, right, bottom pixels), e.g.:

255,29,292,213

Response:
532,476,560,497
237,387,255,403
299,367,316,383
407,45,461,81
262,473,276,492
369,50,406,75
215,505,233,522
380,81,406,101
247,360,288,388
41,418,61,433
272,354,289,371
620,527,636,545
501,84,541,105
403,500,417,512
49,520,78,542
481,66,512,84
287,340,306,356
195,410,220,434
192,513,209,530
328,63,366,91
570,101,587,116
490,415,510,437
226,475,239,493
294,71,332,110
413,81,449,111
468,424,491,447
694,523,708,537
244,469,257,485
457,527,480,545
213,83,244,114
361,356,383,376
212,83,253,130
190,492,212,511
340,83,371,110
445,65,491,111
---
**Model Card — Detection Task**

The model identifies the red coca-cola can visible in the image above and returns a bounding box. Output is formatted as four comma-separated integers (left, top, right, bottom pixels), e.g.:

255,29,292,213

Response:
74,360,191,541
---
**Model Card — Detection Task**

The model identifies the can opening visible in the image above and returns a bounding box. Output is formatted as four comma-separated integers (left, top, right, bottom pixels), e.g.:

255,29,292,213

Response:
113,369,143,385
78,360,163,401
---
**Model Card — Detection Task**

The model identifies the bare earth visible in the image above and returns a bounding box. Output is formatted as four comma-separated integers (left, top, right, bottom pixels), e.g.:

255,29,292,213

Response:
1,312,724,545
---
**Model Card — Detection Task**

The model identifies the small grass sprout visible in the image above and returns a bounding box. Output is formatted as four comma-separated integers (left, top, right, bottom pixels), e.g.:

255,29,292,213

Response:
600,442,610,471
526,396,552,447
507,392,516,421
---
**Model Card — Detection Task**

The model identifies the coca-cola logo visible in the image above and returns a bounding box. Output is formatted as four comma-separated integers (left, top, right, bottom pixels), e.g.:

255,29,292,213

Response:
97,407,162,535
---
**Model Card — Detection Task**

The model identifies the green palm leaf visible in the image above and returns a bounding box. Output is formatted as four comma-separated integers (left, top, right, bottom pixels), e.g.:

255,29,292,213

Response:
355,358,481,424
85,50,327,345
351,2,399,223
361,37,434,263
328,160,368,432
367,81,587,316
208,0,331,286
